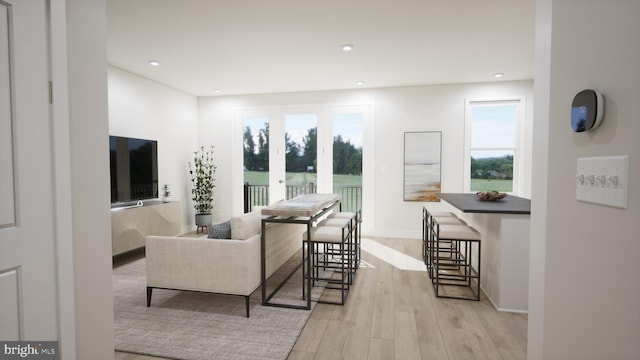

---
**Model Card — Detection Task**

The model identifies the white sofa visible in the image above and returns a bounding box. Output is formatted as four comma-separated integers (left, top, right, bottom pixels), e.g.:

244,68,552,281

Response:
145,208,305,317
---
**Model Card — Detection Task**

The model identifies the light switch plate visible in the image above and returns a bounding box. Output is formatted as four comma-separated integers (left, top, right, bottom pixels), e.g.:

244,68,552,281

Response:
576,155,629,209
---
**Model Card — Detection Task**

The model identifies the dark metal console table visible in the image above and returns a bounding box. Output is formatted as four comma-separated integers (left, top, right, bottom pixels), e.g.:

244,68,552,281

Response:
260,193,341,310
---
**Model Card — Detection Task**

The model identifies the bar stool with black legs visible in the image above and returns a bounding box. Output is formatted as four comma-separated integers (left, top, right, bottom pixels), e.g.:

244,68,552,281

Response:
302,219,353,305
328,209,361,270
423,207,457,262
430,218,481,301
423,207,466,275
317,215,358,282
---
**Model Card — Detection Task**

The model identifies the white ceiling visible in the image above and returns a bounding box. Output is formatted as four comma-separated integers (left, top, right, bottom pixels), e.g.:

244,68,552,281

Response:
106,0,535,97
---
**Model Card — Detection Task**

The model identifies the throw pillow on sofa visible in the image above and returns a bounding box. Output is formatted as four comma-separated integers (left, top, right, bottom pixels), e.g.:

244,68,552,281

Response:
208,220,231,239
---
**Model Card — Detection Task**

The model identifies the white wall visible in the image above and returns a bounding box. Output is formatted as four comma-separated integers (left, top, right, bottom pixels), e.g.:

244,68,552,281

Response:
528,0,552,357
64,0,114,358
530,0,640,358
108,66,199,232
198,81,533,238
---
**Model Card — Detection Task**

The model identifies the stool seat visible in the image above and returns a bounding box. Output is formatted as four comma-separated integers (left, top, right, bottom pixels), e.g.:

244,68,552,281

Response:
423,207,465,266
303,226,347,244
437,225,481,241
329,212,357,220
430,211,456,217
318,218,351,228
432,217,466,226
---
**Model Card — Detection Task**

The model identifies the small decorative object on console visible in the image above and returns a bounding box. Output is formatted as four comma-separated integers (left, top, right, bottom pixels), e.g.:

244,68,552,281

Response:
476,191,507,201
161,184,171,202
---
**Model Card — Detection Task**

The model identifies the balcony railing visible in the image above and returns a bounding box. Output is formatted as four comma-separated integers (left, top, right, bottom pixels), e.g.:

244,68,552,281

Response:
244,182,362,213
243,183,269,213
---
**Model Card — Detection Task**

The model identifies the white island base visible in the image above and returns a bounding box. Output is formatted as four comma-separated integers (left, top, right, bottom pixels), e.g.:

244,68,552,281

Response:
457,212,530,313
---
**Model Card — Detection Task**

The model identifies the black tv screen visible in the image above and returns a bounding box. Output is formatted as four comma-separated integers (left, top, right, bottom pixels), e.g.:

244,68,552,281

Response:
109,136,158,204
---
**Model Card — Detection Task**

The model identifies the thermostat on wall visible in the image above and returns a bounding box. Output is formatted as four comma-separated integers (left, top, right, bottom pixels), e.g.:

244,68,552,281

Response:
571,89,604,132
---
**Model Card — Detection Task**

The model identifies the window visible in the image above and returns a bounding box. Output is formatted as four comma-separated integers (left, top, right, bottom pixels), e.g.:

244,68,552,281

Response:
464,99,523,194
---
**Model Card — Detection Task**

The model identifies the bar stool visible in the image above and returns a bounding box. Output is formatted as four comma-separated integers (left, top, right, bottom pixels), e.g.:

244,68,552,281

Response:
302,220,353,305
328,209,362,269
430,218,481,301
422,207,466,271
318,213,358,280
422,207,456,259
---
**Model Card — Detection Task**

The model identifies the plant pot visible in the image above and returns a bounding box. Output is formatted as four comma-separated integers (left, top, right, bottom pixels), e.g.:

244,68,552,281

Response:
195,213,213,227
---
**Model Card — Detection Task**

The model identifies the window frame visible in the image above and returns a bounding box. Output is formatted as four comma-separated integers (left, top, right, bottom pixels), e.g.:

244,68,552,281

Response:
463,98,525,194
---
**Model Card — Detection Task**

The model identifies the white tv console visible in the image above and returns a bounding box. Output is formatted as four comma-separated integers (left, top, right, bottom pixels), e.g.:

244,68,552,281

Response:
111,201,181,256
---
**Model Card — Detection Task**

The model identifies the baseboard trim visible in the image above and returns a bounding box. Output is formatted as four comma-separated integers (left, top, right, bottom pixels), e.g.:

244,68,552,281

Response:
481,285,529,314
112,247,145,267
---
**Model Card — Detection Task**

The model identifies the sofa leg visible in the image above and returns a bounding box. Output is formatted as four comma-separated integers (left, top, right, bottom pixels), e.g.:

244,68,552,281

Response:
245,295,250,317
146,287,152,307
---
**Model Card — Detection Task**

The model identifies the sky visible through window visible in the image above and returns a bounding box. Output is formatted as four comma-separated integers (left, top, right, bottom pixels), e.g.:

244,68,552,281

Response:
285,114,316,148
471,104,516,158
332,113,363,148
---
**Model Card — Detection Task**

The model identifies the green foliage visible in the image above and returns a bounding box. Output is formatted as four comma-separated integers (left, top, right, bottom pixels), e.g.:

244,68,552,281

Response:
470,155,514,180
332,173,362,186
285,172,316,186
333,134,362,175
470,179,513,192
188,146,217,214
243,123,269,171
283,127,317,172
243,171,270,185
243,125,361,176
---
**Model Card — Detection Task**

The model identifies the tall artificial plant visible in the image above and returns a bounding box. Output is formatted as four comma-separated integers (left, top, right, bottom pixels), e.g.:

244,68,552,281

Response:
188,146,217,215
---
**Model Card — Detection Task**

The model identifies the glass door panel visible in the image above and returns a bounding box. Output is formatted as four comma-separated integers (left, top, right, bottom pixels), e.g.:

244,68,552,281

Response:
284,113,317,199
242,116,269,211
332,113,363,212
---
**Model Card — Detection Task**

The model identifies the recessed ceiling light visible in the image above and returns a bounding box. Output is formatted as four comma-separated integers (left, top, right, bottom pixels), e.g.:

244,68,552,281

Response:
213,89,221,94
341,44,354,51
356,81,365,86
148,60,160,66
493,72,504,78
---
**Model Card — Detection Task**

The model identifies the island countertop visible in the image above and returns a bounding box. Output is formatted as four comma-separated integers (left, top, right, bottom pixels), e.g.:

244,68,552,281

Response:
439,193,531,214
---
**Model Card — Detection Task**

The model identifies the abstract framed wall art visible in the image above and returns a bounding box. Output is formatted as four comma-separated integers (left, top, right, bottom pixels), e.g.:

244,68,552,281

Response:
403,131,442,201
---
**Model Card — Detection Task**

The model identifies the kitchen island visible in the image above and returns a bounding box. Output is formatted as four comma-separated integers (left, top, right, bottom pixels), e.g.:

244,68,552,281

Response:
439,193,530,313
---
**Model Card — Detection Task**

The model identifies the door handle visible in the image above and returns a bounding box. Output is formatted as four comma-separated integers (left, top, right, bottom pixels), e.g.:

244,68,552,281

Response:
278,180,284,184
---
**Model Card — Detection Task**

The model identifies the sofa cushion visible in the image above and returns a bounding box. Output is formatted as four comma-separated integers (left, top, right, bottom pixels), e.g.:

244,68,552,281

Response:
208,220,231,239
231,210,261,240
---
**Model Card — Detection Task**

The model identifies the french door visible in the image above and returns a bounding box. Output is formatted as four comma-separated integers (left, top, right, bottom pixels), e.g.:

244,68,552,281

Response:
238,105,367,212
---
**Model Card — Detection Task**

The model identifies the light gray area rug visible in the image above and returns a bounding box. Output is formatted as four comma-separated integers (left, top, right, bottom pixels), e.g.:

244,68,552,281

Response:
113,256,319,360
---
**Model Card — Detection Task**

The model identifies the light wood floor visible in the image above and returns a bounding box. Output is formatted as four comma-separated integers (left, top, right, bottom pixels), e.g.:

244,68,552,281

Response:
115,237,527,360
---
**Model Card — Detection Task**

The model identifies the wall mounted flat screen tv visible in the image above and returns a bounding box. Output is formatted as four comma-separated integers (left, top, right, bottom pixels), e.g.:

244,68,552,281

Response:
109,135,158,204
